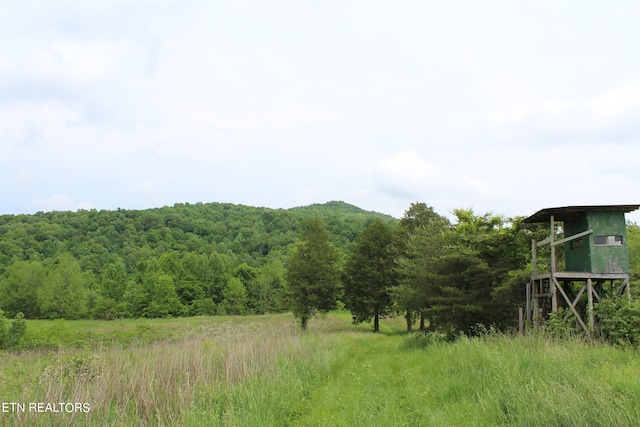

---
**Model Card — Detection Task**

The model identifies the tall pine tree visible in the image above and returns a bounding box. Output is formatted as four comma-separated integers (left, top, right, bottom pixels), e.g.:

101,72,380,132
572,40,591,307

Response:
285,218,342,330
392,203,450,331
344,219,396,332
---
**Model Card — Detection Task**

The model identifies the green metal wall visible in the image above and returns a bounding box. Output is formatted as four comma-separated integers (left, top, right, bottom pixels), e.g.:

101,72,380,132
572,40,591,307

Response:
588,211,629,273
564,212,591,272
564,211,629,273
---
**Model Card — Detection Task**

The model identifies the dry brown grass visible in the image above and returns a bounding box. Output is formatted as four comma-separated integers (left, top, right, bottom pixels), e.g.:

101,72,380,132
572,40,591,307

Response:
0,317,307,426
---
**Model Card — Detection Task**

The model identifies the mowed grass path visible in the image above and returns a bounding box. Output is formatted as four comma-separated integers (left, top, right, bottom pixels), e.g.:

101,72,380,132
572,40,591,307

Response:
287,312,640,427
3,312,640,426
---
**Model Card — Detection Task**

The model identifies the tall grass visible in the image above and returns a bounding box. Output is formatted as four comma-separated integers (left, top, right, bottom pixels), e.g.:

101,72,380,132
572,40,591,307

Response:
0,315,336,426
2,313,640,426
295,328,640,426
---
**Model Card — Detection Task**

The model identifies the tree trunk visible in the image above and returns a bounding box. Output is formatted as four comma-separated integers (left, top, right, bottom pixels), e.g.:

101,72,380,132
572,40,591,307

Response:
301,315,308,330
406,309,413,332
420,312,426,330
374,314,379,332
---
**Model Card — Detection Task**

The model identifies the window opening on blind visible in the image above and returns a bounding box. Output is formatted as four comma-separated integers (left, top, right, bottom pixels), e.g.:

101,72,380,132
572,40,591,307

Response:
594,235,622,245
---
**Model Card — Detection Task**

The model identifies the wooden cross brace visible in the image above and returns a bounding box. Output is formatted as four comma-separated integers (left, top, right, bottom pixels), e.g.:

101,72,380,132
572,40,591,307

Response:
552,277,592,338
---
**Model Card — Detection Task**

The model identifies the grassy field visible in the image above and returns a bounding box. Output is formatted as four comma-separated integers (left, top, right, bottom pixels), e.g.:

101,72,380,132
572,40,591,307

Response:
2,312,640,426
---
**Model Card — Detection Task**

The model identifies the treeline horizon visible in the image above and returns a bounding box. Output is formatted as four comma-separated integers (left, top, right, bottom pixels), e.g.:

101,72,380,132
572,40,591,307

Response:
1,200,639,334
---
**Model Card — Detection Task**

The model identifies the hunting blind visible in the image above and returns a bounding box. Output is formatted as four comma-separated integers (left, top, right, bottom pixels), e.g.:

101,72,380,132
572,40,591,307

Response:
524,205,639,336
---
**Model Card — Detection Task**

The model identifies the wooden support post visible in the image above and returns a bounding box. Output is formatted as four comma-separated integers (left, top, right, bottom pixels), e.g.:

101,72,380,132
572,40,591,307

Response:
549,215,555,273
532,239,537,276
550,216,557,312
587,278,594,332
526,281,531,322
533,280,539,328
519,307,524,334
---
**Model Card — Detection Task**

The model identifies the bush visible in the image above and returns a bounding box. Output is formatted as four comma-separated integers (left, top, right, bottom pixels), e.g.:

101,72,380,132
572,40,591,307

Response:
190,298,216,316
595,299,640,346
0,311,27,349
542,308,583,340
7,313,26,348
0,310,6,348
401,330,450,350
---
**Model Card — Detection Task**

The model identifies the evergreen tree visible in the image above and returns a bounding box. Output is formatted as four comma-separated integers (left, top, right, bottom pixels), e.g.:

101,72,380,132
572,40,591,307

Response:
285,218,343,329
344,219,396,332
410,210,530,334
392,203,450,331
7,312,26,348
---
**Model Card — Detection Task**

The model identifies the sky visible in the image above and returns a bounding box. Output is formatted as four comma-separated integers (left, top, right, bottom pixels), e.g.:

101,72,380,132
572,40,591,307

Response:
2,0,640,222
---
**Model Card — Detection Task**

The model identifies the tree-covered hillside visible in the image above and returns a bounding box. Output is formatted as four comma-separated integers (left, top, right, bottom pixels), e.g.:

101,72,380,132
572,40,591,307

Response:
0,201,395,319
0,201,394,271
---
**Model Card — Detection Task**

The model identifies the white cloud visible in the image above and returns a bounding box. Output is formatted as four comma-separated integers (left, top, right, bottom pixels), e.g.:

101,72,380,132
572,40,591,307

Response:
128,179,164,206
5,171,33,190
373,150,448,198
1,0,640,220
0,103,79,145
465,178,504,199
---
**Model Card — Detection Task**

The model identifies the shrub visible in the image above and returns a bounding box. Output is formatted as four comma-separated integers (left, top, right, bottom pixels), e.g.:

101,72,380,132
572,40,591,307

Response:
190,298,216,316
0,311,27,349
596,298,640,346
401,330,450,350
7,313,26,348
0,310,6,348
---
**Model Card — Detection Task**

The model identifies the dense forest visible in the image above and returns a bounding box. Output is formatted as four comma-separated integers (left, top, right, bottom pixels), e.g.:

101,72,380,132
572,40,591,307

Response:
1,200,639,335
0,201,394,320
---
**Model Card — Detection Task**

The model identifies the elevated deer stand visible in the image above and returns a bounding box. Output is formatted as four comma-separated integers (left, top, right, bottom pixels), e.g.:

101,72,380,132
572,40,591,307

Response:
524,205,639,336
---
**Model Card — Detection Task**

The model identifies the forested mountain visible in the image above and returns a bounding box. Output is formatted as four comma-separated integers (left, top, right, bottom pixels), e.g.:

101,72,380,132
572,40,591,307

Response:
0,201,394,271
0,201,395,319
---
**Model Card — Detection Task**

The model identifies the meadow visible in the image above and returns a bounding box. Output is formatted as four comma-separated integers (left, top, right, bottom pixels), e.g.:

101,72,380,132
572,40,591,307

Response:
2,312,640,426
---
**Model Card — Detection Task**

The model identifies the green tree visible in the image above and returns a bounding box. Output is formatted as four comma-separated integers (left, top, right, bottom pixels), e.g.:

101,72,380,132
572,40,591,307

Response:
344,219,396,332
248,258,287,314
203,252,232,303
392,203,450,331
424,210,529,334
0,260,45,318
0,310,6,348
100,257,128,302
285,218,343,329
627,221,640,287
126,258,159,317
221,277,248,315
145,274,184,318
38,254,88,319
394,219,449,332
7,312,26,348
